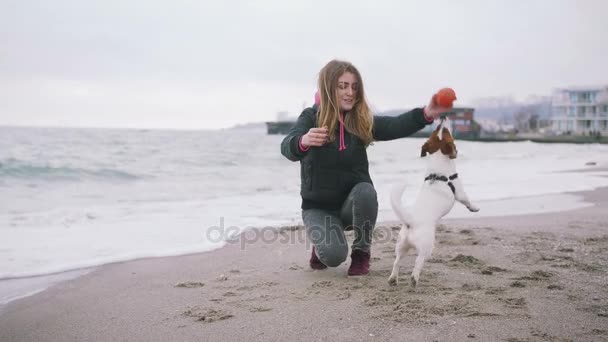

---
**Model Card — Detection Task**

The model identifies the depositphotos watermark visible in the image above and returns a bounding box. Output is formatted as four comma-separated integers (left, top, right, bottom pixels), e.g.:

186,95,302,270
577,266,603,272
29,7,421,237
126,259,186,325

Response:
205,217,401,250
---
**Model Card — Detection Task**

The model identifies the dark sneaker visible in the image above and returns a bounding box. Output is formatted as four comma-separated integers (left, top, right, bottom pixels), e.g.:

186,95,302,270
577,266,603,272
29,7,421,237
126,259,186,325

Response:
310,246,327,270
347,249,370,276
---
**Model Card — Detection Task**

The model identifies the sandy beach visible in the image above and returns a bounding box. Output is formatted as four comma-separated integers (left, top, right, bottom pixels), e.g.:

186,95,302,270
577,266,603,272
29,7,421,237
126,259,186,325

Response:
1,186,607,342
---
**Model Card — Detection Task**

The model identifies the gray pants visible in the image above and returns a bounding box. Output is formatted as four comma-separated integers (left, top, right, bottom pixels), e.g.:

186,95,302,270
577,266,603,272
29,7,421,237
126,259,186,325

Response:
302,182,378,267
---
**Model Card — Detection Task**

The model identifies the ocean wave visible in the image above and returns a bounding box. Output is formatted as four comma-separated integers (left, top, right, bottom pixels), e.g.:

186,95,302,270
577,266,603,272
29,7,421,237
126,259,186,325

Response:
0,158,143,182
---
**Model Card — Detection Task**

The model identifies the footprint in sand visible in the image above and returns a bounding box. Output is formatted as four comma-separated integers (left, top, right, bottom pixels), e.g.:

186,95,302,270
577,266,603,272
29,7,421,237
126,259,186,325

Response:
341,283,363,291
481,266,508,275
547,284,564,290
510,281,527,288
174,281,205,288
369,269,391,277
236,285,254,291
461,283,483,291
499,297,527,309
543,254,573,262
587,304,608,317
336,292,351,300
513,270,555,282
428,257,447,264
573,261,603,273
590,329,608,337
307,280,335,295
448,254,484,269
584,235,608,245
363,292,401,307
549,257,603,273
485,287,507,295
183,307,233,323
311,280,334,288
261,281,279,287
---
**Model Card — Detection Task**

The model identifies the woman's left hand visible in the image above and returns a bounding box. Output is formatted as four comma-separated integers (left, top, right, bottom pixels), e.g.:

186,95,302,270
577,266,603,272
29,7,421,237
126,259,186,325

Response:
424,94,453,120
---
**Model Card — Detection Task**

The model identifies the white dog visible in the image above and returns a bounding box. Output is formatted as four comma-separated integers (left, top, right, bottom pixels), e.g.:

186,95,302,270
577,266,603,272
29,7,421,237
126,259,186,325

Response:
388,118,479,287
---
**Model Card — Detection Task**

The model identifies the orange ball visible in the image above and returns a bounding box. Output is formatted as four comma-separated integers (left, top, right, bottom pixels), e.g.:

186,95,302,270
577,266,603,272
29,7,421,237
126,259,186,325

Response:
436,88,457,107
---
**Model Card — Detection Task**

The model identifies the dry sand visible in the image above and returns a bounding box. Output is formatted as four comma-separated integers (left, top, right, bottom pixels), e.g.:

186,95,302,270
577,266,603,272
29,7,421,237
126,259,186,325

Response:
1,187,607,342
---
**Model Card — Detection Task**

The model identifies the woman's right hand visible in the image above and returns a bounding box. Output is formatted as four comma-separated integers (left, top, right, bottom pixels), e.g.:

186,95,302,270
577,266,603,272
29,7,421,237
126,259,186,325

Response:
301,127,328,147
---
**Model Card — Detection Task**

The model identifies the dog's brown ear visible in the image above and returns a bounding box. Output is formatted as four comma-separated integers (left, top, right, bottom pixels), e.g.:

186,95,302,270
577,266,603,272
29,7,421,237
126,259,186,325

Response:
442,128,454,142
420,142,429,157
440,142,456,158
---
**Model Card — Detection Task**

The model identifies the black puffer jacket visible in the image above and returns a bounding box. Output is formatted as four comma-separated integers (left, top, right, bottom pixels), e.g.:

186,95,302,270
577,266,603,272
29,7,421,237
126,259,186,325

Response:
281,106,431,210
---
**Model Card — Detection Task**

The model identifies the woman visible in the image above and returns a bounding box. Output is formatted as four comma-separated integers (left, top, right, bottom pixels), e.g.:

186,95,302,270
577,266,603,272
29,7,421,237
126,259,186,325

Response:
280,59,449,275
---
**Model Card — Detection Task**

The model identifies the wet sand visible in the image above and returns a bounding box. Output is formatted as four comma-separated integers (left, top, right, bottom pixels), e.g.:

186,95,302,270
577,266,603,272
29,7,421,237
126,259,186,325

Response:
0,187,607,341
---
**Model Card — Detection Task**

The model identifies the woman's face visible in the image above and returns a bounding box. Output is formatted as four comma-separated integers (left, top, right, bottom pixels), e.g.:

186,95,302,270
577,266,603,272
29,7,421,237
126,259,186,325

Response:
337,72,358,112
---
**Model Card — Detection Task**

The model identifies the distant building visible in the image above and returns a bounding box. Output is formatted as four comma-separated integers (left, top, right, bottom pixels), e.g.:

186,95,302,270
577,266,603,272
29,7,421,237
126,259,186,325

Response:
374,107,480,138
550,86,608,134
266,121,295,134
414,107,480,138
266,111,298,134
471,95,552,127
267,108,480,138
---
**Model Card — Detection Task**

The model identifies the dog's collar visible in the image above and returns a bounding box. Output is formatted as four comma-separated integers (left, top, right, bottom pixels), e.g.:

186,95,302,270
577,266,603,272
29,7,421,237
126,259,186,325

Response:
424,173,458,194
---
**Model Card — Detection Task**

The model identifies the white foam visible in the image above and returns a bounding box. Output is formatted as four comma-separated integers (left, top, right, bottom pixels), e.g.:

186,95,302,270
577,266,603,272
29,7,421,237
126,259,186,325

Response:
0,268,91,311
1,127,607,306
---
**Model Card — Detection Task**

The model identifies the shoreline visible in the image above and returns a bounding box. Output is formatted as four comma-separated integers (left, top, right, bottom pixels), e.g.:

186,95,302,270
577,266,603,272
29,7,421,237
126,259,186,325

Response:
0,185,604,307
1,186,607,341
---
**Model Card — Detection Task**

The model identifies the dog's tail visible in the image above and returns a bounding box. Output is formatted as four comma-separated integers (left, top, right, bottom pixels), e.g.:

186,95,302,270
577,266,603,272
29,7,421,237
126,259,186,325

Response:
390,182,414,227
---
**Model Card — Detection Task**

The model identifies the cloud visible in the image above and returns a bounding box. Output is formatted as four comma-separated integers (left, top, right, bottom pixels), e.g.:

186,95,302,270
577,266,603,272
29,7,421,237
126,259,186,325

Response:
1,0,607,128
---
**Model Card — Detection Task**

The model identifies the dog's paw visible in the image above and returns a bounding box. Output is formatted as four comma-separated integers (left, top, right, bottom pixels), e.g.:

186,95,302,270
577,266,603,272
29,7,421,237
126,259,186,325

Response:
410,276,418,288
388,275,398,286
467,204,480,212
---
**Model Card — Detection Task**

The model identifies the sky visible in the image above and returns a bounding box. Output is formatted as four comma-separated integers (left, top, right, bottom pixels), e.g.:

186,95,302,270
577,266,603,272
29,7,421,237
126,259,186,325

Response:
0,0,607,129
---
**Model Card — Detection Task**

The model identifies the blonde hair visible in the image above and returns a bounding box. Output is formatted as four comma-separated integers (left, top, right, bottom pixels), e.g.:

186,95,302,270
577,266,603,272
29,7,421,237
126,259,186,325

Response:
317,60,374,146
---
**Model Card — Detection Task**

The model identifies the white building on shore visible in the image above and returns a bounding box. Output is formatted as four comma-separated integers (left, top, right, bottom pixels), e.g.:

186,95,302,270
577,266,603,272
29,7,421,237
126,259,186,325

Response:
550,86,608,134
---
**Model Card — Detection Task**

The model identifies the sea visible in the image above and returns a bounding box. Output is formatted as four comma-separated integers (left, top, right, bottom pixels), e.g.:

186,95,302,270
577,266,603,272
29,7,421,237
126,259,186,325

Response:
1,125,607,305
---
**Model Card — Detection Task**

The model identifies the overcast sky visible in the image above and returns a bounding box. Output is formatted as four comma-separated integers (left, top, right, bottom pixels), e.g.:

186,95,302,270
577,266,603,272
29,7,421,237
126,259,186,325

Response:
1,0,607,129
